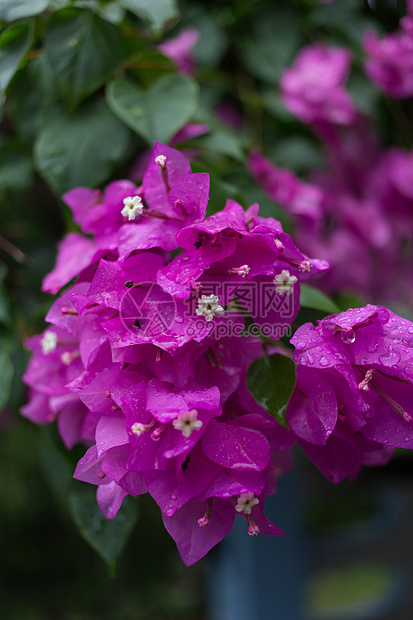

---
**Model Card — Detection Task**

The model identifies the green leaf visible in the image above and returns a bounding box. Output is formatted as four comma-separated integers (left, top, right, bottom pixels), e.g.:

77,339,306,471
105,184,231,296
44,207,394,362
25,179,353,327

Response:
45,8,123,109
246,353,296,428
128,49,175,87
0,340,14,411
239,8,301,84
300,284,339,315
37,427,74,504
8,54,59,142
190,161,240,216
70,482,139,576
269,137,323,174
73,1,126,24
192,109,245,162
347,71,381,116
0,24,33,98
0,0,48,22
117,0,179,33
0,262,10,325
107,74,199,145
34,98,131,195
181,4,228,67
0,140,34,192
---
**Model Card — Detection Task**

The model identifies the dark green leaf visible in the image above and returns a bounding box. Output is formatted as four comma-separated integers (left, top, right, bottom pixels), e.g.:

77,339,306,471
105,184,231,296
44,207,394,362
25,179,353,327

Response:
128,49,175,87
269,137,323,174
45,8,123,109
74,1,126,24
70,482,139,576
182,5,228,67
192,109,245,162
37,427,74,504
0,262,10,325
0,140,33,192
347,71,381,116
309,1,378,46
246,353,296,428
34,98,131,195
0,340,14,411
190,161,240,216
107,74,199,145
8,55,60,142
117,0,180,33
0,24,33,98
0,0,48,22
300,284,339,315
239,8,301,84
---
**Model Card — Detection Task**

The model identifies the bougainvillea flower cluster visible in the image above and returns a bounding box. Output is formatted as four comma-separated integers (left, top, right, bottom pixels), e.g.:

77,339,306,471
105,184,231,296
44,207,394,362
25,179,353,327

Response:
364,1,413,99
280,43,356,126
21,140,413,565
287,305,413,482
22,142,328,565
250,36,413,306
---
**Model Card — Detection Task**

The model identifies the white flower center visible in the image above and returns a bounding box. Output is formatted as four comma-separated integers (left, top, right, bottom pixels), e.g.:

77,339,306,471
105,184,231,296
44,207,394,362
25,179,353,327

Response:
229,264,251,277
358,368,375,392
299,260,312,272
41,331,58,354
235,492,259,515
155,154,167,168
131,422,148,436
121,195,143,221
196,294,224,322
172,409,203,438
273,269,298,295
60,352,72,366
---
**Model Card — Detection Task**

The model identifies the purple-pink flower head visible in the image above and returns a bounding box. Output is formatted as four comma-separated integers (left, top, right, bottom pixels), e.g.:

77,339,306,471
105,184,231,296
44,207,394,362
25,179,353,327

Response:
280,43,356,126
157,27,199,76
43,143,209,294
364,9,413,99
288,305,413,483
118,142,210,256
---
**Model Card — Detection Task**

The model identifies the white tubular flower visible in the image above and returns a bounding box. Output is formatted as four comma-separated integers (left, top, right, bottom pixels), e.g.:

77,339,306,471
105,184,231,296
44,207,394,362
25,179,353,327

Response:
273,269,298,295
172,409,203,438
196,294,224,322
121,195,143,221
235,492,259,515
41,331,58,354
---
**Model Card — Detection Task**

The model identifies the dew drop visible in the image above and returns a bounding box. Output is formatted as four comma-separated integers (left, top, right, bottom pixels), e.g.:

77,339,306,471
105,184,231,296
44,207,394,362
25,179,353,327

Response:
165,508,174,517
405,436,410,442
171,494,177,500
